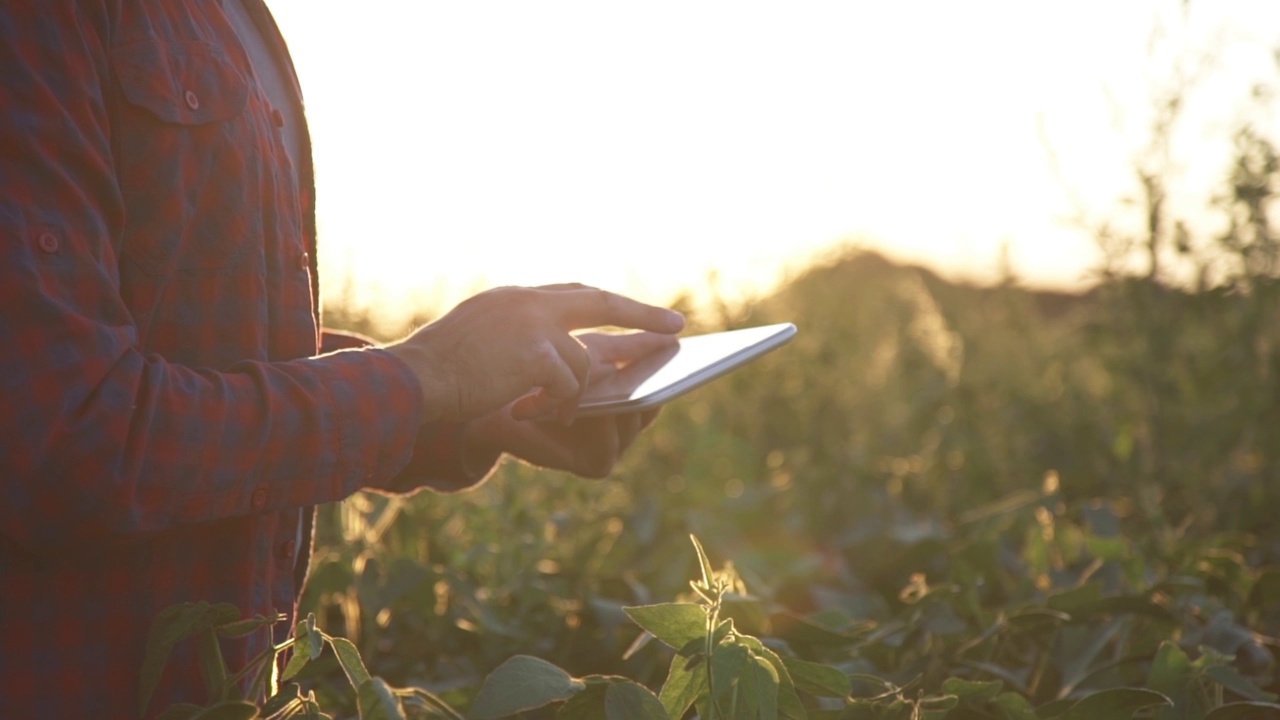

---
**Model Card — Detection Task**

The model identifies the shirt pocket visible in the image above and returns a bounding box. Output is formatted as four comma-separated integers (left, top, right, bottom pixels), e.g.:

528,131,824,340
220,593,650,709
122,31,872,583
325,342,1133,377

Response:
112,40,257,275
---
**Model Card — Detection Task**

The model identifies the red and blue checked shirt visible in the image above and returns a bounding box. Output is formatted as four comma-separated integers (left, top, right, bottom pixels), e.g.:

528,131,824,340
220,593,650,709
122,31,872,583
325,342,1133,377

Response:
0,2,490,717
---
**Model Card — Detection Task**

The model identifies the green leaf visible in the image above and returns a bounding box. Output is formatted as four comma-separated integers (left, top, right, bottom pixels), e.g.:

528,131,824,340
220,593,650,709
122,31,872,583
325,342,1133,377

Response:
941,678,1003,703
305,614,321,661
217,614,285,640
1036,698,1076,719
1086,535,1129,561
690,534,716,591
281,636,311,682
1058,688,1172,720
1005,607,1071,631
191,701,261,720
1148,642,1193,694
604,680,669,720
712,618,734,647
843,698,883,718
261,683,303,717
140,602,243,716
1203,701,1280,720
992,692,1038,720
623,604,708,652
470,655,586,719
1046,585,1101,617
404,687,466,720
281,617,319,683
918,694,959,720
780,656,850,698
329,636,373,689
300,690,331,720
1057,618,1127,697
659,652,707,720
197,628,228,703
740,654,779,720
357,678,405,720
735,638,806,720
711,642,750,705
558,684,608,720
1204,664,1277,702
1048,586,1176,623
957,661,1029,695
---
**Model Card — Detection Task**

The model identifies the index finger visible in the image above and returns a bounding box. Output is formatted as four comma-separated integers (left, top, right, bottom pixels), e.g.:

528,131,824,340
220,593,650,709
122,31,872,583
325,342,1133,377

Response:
546,288,685,334
577,331,679,365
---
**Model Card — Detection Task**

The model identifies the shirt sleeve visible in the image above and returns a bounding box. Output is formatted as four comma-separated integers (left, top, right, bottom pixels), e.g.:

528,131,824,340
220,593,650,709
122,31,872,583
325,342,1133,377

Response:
321,330,502,493
0,4,434,557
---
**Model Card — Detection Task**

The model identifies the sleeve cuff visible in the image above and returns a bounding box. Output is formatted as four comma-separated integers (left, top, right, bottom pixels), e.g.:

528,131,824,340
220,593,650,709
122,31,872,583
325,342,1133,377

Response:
309,347,425,492
306,339,501,497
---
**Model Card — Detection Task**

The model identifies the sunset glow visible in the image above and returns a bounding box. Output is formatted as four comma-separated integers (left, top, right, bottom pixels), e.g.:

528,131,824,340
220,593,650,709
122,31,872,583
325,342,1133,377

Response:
264,1,1280,324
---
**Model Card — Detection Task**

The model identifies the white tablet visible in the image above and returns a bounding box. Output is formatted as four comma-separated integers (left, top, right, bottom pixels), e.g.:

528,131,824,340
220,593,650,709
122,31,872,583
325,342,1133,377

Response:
575,322,797,417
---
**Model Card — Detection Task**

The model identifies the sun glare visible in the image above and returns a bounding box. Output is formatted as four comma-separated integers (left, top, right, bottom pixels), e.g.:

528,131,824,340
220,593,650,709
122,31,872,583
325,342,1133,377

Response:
264,1,1280,323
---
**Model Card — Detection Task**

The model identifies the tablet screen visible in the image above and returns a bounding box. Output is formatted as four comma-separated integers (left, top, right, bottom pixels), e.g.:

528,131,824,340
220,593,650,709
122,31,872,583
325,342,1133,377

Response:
576,322,797,417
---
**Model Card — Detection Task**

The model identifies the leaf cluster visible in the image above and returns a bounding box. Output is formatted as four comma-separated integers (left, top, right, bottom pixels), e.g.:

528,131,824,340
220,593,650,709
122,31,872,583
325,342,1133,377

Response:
141,605,460,720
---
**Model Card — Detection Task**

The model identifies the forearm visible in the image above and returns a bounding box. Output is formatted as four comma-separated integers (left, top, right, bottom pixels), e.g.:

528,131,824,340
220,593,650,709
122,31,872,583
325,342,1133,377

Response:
0,336,422,555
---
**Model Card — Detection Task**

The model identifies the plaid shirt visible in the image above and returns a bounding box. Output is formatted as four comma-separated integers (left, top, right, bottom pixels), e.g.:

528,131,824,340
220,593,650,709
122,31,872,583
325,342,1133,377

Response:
0,3,489,717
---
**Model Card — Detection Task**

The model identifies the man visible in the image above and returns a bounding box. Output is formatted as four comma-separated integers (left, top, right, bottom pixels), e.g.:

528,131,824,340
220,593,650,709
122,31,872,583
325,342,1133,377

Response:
0,2,683,717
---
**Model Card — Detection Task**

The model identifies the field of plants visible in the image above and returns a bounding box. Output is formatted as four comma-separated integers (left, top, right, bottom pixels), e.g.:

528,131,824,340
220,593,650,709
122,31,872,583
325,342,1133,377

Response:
148,228,1280,719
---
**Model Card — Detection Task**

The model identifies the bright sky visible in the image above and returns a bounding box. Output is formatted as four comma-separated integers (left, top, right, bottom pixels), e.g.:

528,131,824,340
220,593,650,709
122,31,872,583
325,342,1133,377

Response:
264,1,1280,322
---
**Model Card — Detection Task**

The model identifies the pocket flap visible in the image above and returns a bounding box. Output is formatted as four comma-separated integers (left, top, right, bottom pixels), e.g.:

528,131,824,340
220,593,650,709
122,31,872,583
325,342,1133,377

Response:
114,40,247,125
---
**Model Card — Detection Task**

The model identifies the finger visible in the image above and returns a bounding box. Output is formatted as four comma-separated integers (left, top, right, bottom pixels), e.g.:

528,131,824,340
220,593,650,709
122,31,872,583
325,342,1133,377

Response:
545,333,591,399
547,288,685,335
579,330,679,365
587,357,619,384
511,390,556,421
548,332,592,424
511,338,595,423
513,337,582,422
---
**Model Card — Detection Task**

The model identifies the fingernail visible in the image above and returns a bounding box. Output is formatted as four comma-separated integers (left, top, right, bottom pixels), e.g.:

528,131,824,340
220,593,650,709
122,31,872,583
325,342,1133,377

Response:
666,310,685,331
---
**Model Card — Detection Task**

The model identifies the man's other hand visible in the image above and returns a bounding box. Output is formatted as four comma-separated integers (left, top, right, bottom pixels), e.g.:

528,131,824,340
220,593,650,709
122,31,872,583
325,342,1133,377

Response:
383,285,685,424
461,330,678,479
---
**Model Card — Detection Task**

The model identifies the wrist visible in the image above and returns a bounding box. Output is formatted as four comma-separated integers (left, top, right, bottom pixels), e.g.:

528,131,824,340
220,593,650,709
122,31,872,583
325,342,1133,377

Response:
383,338,450,423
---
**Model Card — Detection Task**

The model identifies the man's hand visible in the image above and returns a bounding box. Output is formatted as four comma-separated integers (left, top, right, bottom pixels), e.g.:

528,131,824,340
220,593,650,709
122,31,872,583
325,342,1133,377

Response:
384,285,685,424
462,330,679,478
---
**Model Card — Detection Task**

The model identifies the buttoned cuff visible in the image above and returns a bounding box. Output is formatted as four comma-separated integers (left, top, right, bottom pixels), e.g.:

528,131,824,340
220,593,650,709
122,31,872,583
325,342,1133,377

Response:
312,347,425,493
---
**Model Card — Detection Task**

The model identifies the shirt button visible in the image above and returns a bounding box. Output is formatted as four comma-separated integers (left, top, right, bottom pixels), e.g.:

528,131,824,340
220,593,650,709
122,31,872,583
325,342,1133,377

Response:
299,251,309,271
250,487,267,510
282,540,297,560
184,89,200,110
271,108,285,127
37,232,60,254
